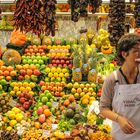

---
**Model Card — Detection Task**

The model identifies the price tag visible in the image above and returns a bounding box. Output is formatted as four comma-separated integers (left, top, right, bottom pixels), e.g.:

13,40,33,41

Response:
52,102,59,108
52,124,58,130
9,99,17,107
43,130,50,137
64,131,70,136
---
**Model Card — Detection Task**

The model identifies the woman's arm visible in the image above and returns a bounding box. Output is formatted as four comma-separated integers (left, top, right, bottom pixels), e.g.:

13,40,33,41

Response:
101,108,136,134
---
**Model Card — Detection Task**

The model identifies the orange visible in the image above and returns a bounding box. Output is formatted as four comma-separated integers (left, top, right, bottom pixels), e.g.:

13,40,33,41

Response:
44,109,51,117
82,98,89,105
63,99,70,106
34,122,41,129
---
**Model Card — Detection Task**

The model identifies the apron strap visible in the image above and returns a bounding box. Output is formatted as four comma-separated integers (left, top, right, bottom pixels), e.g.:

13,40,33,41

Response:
113,71,119,85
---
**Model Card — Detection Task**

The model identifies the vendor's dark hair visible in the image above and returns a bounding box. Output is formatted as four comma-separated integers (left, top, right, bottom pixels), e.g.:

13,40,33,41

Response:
117,33,140,63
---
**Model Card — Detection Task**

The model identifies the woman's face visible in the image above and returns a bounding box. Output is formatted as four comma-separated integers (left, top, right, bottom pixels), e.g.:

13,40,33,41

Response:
123,44,140,66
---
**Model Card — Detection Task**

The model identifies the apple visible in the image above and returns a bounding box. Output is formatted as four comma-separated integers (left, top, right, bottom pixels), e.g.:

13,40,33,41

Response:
37,107,44,115
20,69,26,76
18,75,23,81
39,114,46,123
34,69,41,76
56,60,60,64
23,102,30,110
19,97,26,104
48,64,53,67
52,60,56,64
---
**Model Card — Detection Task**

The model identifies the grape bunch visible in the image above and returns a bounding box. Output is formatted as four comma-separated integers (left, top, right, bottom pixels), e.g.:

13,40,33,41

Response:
89,0,102,13
0,93,12,113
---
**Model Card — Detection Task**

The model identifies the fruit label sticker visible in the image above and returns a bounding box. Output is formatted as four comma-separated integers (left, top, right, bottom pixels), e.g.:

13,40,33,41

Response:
52,102,59,108
64,131,70,136
52,124,58,130
9,99,17,107
43,130,50,137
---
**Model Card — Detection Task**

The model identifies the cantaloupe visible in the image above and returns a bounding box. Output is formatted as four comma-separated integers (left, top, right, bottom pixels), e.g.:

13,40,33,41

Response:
2,49,21,66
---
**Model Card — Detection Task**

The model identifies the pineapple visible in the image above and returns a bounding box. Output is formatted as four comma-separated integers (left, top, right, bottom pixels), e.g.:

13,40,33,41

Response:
88,50,97,82
72,53,82,82
81,43,89,75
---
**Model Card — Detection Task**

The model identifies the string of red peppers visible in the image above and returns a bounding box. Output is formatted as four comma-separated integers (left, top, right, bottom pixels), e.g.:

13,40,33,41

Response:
14,0,57,36
43,0,57,36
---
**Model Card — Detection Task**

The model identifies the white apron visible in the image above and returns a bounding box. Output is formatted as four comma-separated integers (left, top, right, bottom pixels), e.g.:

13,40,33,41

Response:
111,71,140,140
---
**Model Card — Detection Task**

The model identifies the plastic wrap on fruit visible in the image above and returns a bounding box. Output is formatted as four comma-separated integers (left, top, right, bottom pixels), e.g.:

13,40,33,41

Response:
82,64,89,75
88,69,97,83
72,68,82,82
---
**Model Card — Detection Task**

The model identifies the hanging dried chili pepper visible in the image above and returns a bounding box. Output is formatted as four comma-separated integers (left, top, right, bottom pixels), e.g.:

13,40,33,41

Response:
108,0,125,46
14,0,44,35
43,0,57,36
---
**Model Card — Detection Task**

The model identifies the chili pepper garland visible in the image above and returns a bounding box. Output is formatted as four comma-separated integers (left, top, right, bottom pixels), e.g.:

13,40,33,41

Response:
89,0,102,14
108,0,126,46
68,0,102,22
14,0,44,35
43,0,57,36
134,0,140,27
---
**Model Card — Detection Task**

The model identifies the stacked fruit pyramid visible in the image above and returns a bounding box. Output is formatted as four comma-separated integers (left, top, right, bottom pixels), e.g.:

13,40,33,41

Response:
0,29,118,139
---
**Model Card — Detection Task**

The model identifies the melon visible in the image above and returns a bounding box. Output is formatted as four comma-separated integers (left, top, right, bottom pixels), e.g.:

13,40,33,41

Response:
42,36,52,45
54,36,65,45
2,49,21,66
31,36,41,45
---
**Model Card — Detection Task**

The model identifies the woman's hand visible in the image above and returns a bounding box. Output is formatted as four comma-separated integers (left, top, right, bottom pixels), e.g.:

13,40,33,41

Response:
118,116,136,134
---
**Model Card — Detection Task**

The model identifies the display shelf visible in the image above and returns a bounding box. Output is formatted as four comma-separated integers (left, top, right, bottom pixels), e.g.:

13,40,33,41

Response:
0,29,13,31
0,12,134,16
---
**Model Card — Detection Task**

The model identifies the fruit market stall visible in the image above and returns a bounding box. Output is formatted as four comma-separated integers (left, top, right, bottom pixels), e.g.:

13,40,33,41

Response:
0,0,139,139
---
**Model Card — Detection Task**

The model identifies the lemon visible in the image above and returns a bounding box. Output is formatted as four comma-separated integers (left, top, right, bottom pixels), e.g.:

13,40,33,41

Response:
56,77,61,82
59,73,64,78
13,87,19,92
20,86,25,91
45,77,50,82
26,87,31,91
48,72,53,78
29,82,35,88
16,113,24,122
62,68,68,73
64,73,69,78
7,126,12,131
51,77,55,82
29,91,34,95
82,98,89,105
7,111,15,120
10,82,16,87
10,91,15,96
16,91,21,96
67,83,73,89
45,67,51,73
17,82,23,87
23,82,29,87
51,67,56,73
62,77,66,82
12,107,21,114
54,72,59,78
57,67,62,73
9,120,17,127
74,93,79,98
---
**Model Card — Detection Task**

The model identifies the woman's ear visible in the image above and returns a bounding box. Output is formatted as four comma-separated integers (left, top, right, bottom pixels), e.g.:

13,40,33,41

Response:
121,51,127,60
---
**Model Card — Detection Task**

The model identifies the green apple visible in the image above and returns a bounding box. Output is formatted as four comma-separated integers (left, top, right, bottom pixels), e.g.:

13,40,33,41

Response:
22,59,28,64
33,59,38,64
38,59,44,65
28,59,32,64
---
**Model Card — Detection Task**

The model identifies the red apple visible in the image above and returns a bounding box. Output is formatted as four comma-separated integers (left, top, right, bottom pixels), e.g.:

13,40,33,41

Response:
52,64,57,67
48,64,53,67
34,69,41,76
39,114,46,123
37,107,44,115
39,81,45,86
66,60,70,64
42,105,48,110
60,60,65,64
18,75,23,81
52,60,56,64
19,97,25,104
63,64,67,68
20,69,26,76
23,102,30,110
56,60,60,64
